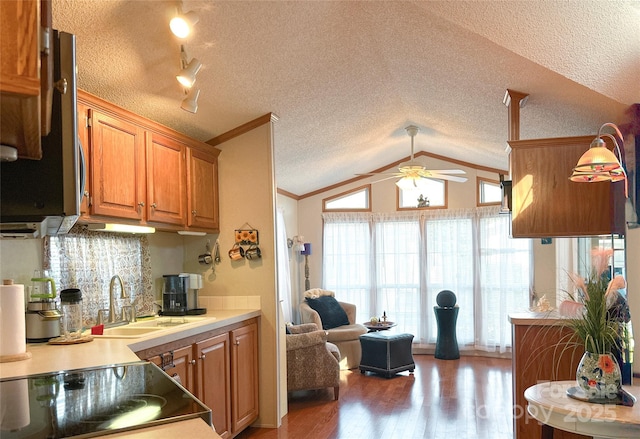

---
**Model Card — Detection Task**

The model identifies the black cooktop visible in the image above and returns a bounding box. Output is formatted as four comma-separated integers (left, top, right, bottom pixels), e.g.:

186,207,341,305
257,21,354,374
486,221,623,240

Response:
0,361,211,438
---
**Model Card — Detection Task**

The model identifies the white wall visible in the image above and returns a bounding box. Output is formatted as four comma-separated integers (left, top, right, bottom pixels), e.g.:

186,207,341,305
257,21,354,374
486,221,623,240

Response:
208,121,281,428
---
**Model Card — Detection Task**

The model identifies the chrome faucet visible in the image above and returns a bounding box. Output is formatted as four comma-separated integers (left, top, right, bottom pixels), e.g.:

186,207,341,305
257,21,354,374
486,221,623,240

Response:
108,275,128,324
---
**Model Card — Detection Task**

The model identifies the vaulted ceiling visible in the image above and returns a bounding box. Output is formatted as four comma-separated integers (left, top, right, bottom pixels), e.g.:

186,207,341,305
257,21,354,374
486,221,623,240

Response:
52,1,640,196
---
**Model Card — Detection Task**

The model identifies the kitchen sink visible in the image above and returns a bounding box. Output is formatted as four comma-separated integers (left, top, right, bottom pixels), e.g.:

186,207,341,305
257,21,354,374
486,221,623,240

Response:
92,316,211,339
98,326,166,338
130,316,209,328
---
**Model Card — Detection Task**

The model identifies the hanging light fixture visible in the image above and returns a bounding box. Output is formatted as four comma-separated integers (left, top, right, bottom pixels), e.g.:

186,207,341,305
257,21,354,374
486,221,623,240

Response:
170,7,199,39
181,87,200,113
570,122,628,197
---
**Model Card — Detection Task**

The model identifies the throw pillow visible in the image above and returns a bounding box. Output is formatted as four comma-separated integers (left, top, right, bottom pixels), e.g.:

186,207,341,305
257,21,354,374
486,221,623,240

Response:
306,296,350,330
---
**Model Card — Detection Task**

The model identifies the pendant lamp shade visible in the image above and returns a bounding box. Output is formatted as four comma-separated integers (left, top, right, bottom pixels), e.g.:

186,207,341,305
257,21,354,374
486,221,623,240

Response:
572,137,622,173
569,123,628,197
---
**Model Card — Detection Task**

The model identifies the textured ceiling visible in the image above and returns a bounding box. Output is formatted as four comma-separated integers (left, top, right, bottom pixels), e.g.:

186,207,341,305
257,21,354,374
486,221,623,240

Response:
52,0,640,196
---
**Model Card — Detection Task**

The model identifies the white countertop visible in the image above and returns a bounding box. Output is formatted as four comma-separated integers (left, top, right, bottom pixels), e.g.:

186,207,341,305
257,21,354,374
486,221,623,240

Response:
508,310,571,326
0,309,260,379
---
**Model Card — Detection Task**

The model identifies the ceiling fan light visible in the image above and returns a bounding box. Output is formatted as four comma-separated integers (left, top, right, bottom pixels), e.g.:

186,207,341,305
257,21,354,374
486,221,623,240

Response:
170,10,199,38
181,87,200,113
396,177,415,190
396,176,429,191
176,58,202,88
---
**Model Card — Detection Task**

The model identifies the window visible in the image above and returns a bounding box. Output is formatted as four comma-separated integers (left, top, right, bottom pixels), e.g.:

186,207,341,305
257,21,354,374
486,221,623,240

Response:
323,185,371,212
477,177,502,206
323,208,532,353
397,179,447,210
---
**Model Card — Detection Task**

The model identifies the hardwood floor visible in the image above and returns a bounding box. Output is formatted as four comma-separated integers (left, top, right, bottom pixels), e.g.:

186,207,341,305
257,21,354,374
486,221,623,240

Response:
237,354,515,439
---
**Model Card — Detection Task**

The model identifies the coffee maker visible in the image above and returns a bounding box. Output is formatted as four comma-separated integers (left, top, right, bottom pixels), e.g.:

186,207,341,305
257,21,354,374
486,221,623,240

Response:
162,273,206,316
162,274,189,316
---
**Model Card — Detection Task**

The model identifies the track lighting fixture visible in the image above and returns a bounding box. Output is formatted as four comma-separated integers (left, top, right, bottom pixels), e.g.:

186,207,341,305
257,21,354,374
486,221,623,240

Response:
176,45,201,88
169,5,203,113
181,87,200,113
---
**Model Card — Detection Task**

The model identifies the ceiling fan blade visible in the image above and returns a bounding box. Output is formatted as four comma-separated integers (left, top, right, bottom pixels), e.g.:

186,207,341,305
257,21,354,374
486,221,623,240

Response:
427,174,468,183
430,169,466,174
356,172,403,177
370,175,402,184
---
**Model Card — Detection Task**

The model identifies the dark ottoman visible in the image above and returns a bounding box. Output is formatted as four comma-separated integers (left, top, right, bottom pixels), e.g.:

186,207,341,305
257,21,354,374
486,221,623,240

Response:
359,332,415,378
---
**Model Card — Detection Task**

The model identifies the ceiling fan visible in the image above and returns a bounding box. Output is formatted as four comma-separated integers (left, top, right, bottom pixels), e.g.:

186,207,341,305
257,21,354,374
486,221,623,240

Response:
358,125,468,189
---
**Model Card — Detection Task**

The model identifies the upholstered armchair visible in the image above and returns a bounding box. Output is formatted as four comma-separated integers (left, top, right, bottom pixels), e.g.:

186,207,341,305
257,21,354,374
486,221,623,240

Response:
286,323,341,400
299,288,368,370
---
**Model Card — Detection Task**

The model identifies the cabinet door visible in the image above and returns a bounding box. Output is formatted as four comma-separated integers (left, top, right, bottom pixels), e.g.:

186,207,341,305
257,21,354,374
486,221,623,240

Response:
90,110,146,220
231,322,259,434
196,333,231,439
0,0,39,95
0,0,51,159
148,345,195,394
146,132,187,226
187,148,220,231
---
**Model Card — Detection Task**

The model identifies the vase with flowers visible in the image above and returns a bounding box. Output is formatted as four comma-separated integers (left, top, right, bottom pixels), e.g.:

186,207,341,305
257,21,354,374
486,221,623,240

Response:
559,248,631,401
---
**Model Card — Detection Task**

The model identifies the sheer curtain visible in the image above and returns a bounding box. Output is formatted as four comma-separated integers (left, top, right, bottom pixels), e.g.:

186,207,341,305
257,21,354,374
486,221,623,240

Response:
476,207,532,352
323,212,372,323
375,212,422,338
276,208,293,323
423,209,475,345
322,207,532,353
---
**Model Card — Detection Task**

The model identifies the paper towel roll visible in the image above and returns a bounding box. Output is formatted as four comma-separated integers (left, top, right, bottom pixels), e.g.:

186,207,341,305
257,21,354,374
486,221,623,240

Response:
0,281,27,358
0,379,30,431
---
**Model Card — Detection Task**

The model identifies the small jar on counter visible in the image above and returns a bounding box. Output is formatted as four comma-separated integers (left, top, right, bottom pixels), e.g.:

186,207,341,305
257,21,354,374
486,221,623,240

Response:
60,288,83,339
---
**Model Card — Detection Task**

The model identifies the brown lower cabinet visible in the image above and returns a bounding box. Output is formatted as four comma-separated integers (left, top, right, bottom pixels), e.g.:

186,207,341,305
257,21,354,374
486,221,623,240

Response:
137,318,259,438
511,318,589,439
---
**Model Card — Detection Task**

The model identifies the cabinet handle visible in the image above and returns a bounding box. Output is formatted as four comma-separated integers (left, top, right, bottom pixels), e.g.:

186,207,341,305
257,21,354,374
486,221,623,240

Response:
234,339,240,346
151,203,157,209
138,202,145,207
200,354,206,360
190,359,196,365
192,210,197,215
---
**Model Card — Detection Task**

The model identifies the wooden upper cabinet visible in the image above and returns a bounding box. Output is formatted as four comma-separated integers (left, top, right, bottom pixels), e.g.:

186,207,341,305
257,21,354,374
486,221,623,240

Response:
187,148,220,231
146,132,187,226
77,89,219,231
0,0,53,159
89,109,146,220
508,136,625,238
